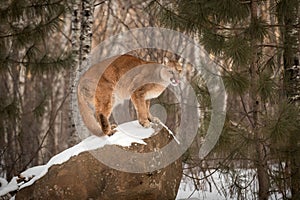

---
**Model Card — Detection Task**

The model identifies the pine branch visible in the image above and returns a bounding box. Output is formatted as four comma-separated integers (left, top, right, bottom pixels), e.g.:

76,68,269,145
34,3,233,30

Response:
20,0,65,9
0,9,64,39
149,0,208,32
1,53,73,73
94,0,107,7
256,44,300,52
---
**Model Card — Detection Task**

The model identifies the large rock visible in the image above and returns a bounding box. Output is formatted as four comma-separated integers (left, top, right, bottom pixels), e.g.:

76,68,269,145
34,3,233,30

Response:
16,128,182,200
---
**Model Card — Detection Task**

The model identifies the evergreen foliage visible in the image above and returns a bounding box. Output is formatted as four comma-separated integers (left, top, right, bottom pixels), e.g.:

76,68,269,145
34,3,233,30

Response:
258,73,275,101
223,71,250,95
0,0,72,73
267,102,300,143
151,0,300,198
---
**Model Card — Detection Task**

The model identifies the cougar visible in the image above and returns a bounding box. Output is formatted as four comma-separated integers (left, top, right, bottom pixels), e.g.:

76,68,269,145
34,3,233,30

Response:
94,54,182,136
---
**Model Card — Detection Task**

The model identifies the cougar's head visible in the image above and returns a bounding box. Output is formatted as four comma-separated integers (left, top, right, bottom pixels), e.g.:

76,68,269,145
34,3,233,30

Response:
161,58,182,86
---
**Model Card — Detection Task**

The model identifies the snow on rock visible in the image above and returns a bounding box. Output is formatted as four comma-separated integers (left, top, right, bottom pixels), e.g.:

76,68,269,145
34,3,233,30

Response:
0,120,155,197
108,120,155,145
0,178,8,189
0,177,18,197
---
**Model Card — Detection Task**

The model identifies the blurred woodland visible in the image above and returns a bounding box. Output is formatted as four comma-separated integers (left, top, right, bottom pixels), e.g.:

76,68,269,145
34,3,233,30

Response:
1,0,300,199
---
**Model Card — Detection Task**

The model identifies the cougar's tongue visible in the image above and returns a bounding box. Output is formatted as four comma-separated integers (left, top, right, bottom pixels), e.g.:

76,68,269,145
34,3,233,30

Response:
170,77,180,86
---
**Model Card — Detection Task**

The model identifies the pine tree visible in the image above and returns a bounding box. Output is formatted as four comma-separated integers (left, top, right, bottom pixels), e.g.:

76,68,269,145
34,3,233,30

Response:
151,0,300,199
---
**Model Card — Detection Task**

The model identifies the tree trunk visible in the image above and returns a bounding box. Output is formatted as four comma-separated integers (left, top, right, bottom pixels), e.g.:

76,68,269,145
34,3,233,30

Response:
69,0,94,143
250,1,270,200
281,0,300,197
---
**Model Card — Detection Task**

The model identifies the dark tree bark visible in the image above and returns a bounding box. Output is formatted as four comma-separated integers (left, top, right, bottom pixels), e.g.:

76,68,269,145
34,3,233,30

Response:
281,0,300,197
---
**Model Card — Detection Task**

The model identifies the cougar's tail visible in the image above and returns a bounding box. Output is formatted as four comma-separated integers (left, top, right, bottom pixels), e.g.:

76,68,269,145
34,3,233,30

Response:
97,113,110,135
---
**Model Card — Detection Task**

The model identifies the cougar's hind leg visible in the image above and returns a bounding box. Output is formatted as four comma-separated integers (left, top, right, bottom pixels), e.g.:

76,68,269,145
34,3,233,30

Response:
146,100,153,121
96,113,110,135
94,91,115,136
146,99,159,124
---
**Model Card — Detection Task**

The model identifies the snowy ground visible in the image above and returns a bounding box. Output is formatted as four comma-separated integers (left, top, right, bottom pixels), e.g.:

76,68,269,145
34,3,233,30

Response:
176,166,288,200
176,182,230,200
176,167,237,200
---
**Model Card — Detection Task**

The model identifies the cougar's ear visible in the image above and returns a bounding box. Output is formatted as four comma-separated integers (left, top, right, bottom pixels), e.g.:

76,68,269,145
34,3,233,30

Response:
146,54,151,61
178,57,184,65
163,57,169,65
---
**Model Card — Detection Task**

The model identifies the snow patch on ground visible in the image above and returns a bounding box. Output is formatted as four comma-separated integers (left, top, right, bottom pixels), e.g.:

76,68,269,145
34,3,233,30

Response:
176,175,230,200
0,121,155,197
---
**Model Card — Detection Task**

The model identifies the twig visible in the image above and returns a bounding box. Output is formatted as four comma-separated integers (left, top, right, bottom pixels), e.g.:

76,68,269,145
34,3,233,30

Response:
155,119,180,144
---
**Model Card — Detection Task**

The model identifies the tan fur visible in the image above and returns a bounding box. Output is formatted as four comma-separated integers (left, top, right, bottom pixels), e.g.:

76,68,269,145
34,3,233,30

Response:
94,54,182,136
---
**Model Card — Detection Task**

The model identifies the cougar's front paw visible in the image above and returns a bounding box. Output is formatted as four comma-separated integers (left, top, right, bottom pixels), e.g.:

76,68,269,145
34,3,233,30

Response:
107,129,117,136
139,119,151,128
102,125,117,136
149,117,162,131
111,124,117,129
149,116,160,124
106,124,117,136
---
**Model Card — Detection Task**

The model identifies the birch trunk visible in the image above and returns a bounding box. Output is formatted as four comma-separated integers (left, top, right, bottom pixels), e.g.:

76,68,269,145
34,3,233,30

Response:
70,0,94,142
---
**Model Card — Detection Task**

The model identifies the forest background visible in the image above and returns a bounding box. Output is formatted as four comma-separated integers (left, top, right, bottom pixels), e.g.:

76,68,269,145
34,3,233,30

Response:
1,0,300,199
